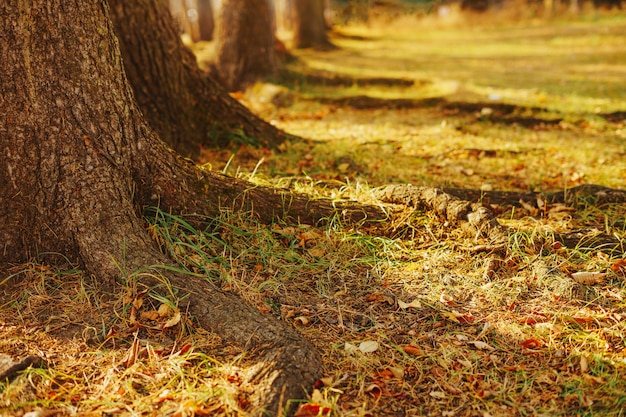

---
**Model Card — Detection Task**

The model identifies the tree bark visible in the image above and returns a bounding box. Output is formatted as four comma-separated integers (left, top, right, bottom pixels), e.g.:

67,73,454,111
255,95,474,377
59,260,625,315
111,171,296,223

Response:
0,1,323,414
108,0,288,158
197,0,214,41
213,0,276,91
292,0,334,49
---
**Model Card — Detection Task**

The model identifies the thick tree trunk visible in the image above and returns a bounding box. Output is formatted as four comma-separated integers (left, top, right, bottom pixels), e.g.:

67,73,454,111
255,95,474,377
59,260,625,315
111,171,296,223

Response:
108,0,288,157
213,0,276,91
292,0,333,49
0,1,324,414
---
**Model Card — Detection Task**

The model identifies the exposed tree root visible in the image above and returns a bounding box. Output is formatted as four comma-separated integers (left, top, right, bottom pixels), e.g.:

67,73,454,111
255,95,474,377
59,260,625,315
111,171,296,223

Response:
164,272,322,415
444,184,626,207
374,184,509,244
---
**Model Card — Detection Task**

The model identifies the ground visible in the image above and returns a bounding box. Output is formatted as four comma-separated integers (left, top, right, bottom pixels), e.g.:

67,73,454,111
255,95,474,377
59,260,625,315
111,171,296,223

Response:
2,11,626,417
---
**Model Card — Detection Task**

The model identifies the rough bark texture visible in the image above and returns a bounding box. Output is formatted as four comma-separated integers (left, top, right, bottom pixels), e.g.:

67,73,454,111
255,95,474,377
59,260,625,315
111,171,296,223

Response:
197,0,214,41
108,0,288,157
213,0,276,91
374,185,509,243
0,1,321,414
292,0,333,49
443,184,626,207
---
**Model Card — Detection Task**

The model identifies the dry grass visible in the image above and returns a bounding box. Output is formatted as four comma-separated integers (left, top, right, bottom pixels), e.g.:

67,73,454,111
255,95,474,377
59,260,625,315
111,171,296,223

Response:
3,11,626,417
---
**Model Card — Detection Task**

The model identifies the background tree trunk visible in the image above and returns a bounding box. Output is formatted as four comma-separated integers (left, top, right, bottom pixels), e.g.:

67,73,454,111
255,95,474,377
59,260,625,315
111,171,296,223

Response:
197,0,214,40
108,0,288,157
0,1,321,414
292,0,333,49
213,0,276,91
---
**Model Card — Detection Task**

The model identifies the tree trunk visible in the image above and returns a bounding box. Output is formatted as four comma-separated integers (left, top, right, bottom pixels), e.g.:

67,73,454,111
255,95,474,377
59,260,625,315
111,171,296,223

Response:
292,0,333,49
108,0,288,157
197,0,214,40
213,0,276,91
0,1,329,414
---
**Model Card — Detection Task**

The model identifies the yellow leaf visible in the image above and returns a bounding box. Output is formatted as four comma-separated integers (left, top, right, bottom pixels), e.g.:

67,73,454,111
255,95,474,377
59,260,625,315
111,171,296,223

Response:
140,310,160,321
398,299,422,309
162,311,181,329
359,340,379,353
158,303,172,317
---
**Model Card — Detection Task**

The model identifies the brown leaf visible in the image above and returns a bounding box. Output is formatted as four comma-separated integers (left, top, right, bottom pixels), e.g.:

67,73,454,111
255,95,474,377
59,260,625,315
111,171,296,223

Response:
520,339,543,349
401,345,423,356
122,333,140,367
140,310,160,321
365,293,394,305
294,404,331,417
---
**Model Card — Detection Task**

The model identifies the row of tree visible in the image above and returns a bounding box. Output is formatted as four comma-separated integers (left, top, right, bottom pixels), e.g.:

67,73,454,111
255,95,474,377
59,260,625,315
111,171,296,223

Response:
169,0,332,91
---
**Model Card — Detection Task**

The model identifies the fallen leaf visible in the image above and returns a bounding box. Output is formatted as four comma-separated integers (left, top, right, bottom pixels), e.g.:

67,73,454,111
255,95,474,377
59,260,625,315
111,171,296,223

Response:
294,403,331,417
162,311,181,329
365,293,394,305
570,271,607,285
365,383,382,400
520,339,543,349
429,390,447,399
344,342,357,353
122,333,140,367
158,303,173,317
580,356,589,373
398,299,422,309
308,247,325,257
389,367,404,379
316,377,333,387
611,259,626,275
359,340,379,353
441,311,474,324
140,310,160,321
401,345,423,356
374,369,394,379
468,341,495,351
294,316,310,326
439,291,457,306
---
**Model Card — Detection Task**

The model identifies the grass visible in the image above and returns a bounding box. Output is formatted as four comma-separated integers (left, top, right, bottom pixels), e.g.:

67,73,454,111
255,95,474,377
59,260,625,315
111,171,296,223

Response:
3,9,626,417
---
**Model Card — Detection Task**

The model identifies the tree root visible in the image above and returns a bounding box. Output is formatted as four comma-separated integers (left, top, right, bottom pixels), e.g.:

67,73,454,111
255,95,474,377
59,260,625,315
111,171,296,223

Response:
374,184,509,244
165,273,322,415
443,184,626,207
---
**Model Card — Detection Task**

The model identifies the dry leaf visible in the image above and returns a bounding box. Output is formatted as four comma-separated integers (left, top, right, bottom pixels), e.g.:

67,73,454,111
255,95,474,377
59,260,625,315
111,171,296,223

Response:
468,340,495,351
439,291,456,306
122,333,140,367
308,247,325,257
162,311,181,329
402,344,423,355
389,367,405,379
140,310,160,321
365,293,394,305
294,316,310,326
158,303,172,317
359,340,379,353
520,339,543,349
429,390,447,399
344,342,357,353
398,299,422,309
294,403,331,417
580,356,589,373
365,383,382,400
570,271,607,285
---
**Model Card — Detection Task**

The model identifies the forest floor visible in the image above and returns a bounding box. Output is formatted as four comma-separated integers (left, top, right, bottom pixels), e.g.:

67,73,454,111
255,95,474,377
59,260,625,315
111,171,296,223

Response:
2,10,626,417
